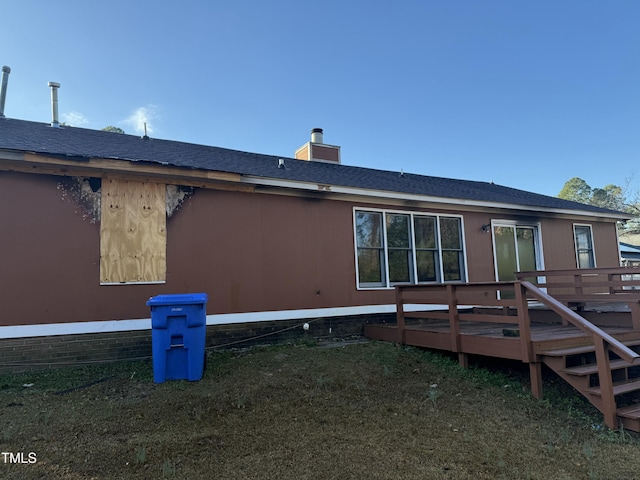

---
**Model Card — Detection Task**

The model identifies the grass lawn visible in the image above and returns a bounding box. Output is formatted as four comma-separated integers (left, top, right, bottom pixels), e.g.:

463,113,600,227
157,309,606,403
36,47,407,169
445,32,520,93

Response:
2,340,640,479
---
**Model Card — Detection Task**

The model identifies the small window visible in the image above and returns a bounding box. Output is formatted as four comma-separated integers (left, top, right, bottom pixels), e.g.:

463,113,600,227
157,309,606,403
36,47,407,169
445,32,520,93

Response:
574,224,595,268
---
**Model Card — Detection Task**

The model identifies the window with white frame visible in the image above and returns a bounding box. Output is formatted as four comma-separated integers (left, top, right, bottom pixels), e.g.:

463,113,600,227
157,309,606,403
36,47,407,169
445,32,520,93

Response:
574,224,595,268
355,211,386,287
386,213,413,284
354,209,466,288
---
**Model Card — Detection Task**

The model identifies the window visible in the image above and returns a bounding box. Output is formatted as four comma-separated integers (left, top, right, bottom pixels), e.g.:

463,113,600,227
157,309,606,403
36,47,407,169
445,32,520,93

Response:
386,214,413,283
355,211,385,287
354,209,466,288
414,215,438,282
440,217,465,281
574,224,595,268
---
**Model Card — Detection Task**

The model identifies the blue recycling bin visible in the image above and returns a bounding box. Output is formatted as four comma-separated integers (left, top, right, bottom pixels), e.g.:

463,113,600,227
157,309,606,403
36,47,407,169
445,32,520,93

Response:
147,293,208,383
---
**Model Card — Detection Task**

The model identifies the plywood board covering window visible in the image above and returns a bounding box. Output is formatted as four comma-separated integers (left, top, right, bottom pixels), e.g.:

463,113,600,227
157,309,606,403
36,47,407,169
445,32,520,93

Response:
100,178,166,284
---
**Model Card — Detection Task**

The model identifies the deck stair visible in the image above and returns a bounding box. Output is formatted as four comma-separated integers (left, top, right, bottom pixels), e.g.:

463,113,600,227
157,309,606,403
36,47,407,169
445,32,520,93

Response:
537,336,640,431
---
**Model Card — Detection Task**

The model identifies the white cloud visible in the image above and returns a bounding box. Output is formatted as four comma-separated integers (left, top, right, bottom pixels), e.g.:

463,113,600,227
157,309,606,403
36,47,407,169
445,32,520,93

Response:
124,105,158,136
61,111,89,126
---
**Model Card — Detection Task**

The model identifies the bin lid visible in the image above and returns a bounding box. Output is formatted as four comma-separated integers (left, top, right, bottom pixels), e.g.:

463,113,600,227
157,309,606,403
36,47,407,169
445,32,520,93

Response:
146,293,208,307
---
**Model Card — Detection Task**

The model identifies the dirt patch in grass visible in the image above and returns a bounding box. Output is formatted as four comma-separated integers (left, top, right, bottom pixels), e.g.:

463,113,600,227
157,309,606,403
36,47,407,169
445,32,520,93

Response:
1,341,640,479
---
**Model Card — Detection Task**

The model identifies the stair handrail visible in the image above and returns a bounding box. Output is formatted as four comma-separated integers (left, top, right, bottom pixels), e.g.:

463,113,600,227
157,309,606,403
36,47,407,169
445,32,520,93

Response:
521,280,640,364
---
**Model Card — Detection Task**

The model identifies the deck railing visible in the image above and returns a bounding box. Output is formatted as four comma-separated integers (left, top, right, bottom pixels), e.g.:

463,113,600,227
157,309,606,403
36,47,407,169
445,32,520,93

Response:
516,267,640,329
395,276,640,427
395,282,533,366
516,266,640,294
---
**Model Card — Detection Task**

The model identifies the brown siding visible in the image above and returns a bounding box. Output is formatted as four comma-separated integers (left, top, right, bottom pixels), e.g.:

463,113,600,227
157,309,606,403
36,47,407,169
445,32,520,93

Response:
536,219,620,269
538,218,579,269
592,221,621,267
294,145,310,161
459,211,499,282
310,144,340,162
0,172,167,326
0,170,622,329
167,190,394,313
0,172,393,327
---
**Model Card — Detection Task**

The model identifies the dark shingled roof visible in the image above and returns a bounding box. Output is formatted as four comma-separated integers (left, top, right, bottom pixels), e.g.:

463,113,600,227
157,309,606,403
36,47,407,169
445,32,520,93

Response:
0,117,624,216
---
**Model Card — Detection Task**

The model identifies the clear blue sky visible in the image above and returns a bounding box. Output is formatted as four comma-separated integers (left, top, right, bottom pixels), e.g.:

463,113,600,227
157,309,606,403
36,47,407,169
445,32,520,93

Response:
2,1,639,198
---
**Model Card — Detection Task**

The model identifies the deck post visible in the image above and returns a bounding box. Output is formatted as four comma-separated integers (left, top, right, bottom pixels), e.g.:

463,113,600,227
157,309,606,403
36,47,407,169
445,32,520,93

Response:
594,338,618,429
574,273,583,297
631,301,640,331
565,273,583,326
395,286,406,345
529,362,543,399
458,352,468,369
515,282,534,363
608,273,616,294
447,284,462,358
517,282,541,397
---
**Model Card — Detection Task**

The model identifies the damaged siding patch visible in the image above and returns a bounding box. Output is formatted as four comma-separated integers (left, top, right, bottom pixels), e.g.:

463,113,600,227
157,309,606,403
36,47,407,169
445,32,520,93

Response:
57,177,102,223
166,184,194,217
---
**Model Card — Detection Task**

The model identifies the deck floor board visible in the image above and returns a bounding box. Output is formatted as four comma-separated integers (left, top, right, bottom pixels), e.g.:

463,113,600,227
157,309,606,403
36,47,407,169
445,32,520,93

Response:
365,318,638,358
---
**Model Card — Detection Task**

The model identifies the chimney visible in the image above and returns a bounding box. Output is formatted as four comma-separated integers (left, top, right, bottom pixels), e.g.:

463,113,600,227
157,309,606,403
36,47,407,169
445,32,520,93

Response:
295,128,341,164
311,127,323,143
0,66,10,118
48,81,61,127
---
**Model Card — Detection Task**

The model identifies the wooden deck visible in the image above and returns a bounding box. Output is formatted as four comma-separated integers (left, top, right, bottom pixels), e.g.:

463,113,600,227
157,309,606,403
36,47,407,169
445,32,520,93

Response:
364,267,640,431
366,318,640,360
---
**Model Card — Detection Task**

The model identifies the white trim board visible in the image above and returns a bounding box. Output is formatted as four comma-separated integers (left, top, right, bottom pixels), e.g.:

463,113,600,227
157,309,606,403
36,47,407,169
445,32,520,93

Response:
0,304,452,340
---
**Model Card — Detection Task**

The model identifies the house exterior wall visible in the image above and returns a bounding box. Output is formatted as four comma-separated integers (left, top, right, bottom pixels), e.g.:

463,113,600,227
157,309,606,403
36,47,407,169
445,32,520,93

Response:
167,189,394,314
0,171,394,328
0,169,624,371
528,217,620,269
0,170,622,330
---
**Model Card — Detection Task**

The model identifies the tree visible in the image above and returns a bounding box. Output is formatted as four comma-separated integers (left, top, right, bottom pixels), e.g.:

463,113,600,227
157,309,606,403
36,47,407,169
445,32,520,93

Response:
558,177,626,210
102,126,125,134
558,177,596,205
558,177,640,237
591,184,625,211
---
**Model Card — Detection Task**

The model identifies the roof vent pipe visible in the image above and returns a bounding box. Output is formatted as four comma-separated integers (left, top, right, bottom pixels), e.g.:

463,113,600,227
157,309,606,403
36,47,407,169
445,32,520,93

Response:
0,66,10,118
311,128,323,144
48,81,61,127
